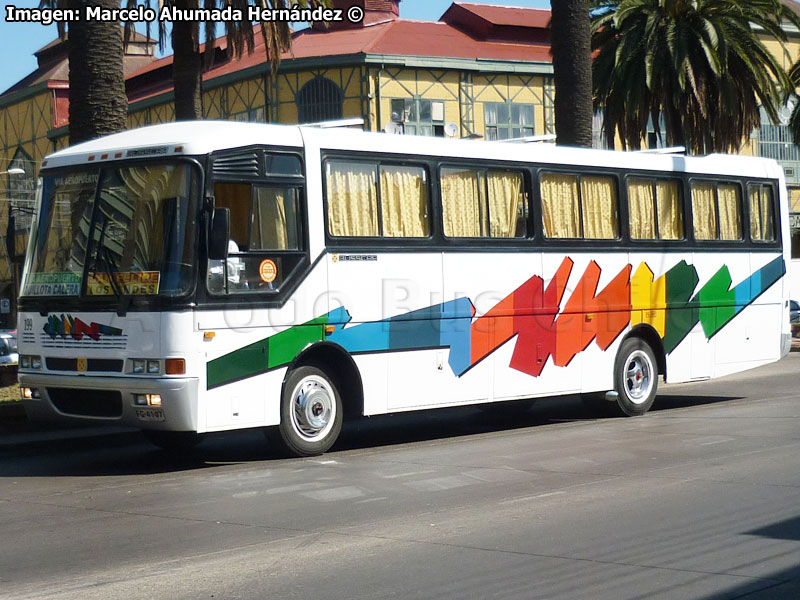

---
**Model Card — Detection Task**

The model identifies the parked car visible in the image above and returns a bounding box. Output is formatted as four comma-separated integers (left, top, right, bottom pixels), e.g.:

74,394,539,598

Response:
791,300,800,325
0,330,18,365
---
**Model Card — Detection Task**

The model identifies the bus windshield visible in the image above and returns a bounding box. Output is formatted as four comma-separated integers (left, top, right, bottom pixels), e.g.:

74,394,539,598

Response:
22,162,197,299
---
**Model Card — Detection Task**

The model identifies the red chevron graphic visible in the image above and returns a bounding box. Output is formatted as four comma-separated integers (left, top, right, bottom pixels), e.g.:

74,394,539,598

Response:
469,258,632,377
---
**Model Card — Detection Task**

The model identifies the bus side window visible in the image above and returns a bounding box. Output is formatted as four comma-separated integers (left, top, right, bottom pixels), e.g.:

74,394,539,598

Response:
628,178,683,240
748,184,775,242
325,160,430,238
691,181,742,241
540,172,618,239
213,183,251,250
250,187,300,250
440,167,526,238
208,183,251,293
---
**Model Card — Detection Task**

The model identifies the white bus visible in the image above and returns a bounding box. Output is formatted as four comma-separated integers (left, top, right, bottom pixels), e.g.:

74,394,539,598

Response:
18,121,791,456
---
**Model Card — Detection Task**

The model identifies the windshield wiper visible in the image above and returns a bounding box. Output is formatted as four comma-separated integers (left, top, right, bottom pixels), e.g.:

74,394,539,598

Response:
91,217,130,316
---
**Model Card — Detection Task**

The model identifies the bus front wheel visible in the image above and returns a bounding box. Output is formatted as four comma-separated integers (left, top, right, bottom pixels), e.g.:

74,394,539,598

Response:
277,365,343,457
612,337,658,416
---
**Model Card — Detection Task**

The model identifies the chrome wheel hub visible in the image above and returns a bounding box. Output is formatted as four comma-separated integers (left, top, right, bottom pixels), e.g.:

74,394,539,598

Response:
624,350,654,404
290,376,335,442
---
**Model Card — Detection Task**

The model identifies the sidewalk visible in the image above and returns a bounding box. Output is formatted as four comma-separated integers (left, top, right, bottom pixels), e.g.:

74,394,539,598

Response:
0,402,139,452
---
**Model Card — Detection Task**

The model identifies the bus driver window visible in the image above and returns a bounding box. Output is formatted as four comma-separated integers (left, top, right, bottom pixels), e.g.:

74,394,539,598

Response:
208,183,250,292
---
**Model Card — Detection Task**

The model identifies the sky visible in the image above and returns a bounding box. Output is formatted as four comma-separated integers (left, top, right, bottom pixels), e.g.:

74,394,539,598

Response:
0,0,550,95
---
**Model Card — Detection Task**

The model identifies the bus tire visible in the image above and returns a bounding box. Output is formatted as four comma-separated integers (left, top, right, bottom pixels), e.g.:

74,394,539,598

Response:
277,365,343,457
612,337,658,416
142,430,202,450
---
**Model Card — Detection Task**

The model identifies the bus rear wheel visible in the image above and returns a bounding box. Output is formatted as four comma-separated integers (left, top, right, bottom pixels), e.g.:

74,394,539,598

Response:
277,365,343,457
612,337,658,416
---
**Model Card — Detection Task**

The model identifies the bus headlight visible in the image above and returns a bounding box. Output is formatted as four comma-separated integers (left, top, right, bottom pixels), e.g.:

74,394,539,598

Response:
129,358,181,375
21,355,42,369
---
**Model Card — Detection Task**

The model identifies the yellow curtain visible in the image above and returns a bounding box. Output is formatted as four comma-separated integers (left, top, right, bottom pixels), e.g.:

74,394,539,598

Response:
251,187,289,250
214,183,251,246
380,166,429,237
581,176,618,239
691,182,717,240
656,180,683,240
441,168,486,237
749,185,774,242
326,162,378,237
487,171,524,238
627,178,655,239
541,173,580,238
749,187,762,241
718,184,741,240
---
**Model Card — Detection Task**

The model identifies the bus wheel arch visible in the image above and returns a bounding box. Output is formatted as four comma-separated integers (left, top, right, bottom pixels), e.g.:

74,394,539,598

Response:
287,342,364,419
623,324,666,379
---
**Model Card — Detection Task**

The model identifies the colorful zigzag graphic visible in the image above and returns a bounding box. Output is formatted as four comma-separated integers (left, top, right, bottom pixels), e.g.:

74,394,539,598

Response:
206,256,784,389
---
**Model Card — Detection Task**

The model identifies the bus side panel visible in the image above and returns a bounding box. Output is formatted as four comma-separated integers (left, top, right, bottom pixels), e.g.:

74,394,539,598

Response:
195,261,330,432
202,368,286,432
713,251,784,377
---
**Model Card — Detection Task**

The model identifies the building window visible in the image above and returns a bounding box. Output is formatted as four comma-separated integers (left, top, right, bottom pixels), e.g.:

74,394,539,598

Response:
390,99,445,136
758,106,800,162
296,77,343,124
8,148,36,231
231,107,266,123
484,102,534,141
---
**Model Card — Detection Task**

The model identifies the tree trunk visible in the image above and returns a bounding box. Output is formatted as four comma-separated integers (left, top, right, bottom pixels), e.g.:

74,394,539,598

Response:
172,1,203,121
67,0,128,145
550,0,594,148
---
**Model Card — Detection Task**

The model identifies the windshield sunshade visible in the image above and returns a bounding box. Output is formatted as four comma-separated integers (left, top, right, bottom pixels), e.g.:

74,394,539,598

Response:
22,162,197,299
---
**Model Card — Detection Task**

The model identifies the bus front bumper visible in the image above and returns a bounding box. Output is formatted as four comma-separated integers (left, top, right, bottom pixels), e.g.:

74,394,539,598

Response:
19,373,199,431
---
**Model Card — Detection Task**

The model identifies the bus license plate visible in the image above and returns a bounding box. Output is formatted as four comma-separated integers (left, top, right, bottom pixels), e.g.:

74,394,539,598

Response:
135,408,165,422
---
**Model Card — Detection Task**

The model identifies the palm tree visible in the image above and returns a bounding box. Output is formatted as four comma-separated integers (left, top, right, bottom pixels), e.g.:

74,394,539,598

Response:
786,58,800,146
550,0,594,148
591,0,799,154
126,0,328,121
40,0,128,145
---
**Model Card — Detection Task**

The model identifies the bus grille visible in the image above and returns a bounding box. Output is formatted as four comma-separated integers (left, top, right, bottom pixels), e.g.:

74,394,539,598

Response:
46,358,124,372
48,388,123,418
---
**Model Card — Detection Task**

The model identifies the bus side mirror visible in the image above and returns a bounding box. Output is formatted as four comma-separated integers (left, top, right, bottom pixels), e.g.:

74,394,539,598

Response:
208,208,230,261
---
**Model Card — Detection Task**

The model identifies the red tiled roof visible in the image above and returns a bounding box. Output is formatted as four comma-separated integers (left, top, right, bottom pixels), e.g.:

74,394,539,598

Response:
128,17,551,103
448,2,551,29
